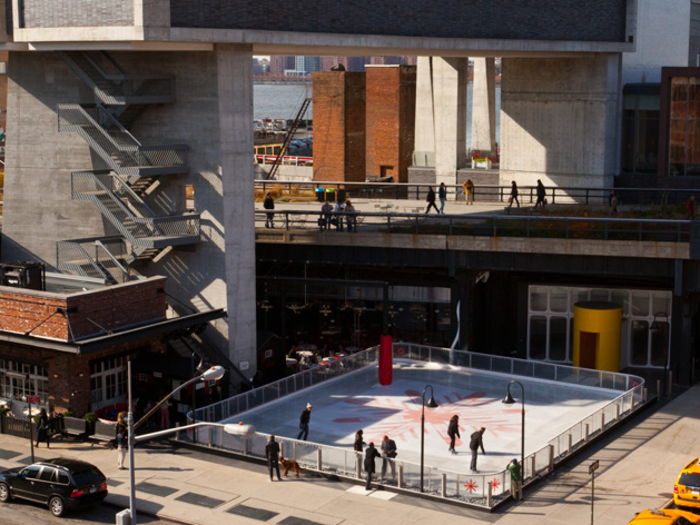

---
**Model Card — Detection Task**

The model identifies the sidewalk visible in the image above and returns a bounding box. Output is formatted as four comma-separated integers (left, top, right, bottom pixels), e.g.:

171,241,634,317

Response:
1,385,698,525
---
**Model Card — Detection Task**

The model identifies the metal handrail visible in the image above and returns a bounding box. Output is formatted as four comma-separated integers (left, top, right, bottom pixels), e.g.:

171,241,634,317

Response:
255,210,692,243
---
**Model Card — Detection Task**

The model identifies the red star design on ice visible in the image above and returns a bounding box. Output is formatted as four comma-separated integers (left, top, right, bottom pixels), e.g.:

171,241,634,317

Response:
491,478,501,491
332,388,522,444
464,479,479,493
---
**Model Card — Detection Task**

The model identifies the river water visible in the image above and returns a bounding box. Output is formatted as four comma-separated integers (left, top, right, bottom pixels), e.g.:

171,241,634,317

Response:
254,83,501,144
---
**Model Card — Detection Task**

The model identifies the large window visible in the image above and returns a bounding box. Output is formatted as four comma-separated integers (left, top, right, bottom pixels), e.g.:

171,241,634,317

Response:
669,76,700,176
527,286,671,368
622,87,660,174
90,355,128,409
0,359,49,404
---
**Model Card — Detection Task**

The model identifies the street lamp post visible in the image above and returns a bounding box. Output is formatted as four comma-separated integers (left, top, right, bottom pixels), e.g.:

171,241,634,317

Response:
420,384,439,493
502,380,525,483
126,361,228,525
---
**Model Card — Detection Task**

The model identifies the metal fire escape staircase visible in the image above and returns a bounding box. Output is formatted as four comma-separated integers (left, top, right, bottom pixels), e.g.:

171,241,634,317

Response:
55,51,199,283
265,98,311,180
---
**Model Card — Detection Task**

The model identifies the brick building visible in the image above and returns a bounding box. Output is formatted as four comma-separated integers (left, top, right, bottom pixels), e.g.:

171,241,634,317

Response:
0,272,225,417
311,71,366,183
365,65,416,182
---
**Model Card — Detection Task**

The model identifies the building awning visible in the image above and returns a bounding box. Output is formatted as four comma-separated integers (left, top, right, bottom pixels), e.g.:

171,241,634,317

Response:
0,309,227,355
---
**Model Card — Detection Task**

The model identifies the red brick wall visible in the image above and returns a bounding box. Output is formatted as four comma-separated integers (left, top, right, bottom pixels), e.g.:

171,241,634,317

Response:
312,71,366,183
0,336,166,416
0,277,167,341
365,66,416,183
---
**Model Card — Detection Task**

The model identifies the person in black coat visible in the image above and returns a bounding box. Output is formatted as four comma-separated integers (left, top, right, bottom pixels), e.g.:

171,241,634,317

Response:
353,429,365,453
469,427,487,473
535,180,546,209
364,442,381,490
265,435,282,481
36,408,50,448
447,415,460,455
297,403,312,441
425,187,439,214
263,192,275,228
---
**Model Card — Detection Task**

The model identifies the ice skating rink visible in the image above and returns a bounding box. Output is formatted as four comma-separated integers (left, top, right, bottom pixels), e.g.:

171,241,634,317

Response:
224,360,620,474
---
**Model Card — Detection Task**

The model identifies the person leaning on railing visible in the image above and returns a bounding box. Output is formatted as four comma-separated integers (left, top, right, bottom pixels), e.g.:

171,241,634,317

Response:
345,200,357,232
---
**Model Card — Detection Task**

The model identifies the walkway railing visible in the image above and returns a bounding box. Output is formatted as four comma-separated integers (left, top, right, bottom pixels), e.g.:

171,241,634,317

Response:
191,344,645,509
255,210,691,243
255,180,699,206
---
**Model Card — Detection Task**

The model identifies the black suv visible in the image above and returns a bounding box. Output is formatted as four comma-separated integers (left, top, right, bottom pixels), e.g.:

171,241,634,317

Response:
0,458,107,517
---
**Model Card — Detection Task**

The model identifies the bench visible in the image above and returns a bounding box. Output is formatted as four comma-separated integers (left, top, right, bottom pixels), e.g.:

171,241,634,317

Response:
89,420,116,449
61,416,88,440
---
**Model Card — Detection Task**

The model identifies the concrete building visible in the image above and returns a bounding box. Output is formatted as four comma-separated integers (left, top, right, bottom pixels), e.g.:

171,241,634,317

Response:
0,0,637,388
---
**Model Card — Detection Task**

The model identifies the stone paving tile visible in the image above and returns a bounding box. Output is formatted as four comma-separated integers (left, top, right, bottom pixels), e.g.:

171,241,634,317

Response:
136,481,179,497
175,492,226,508
227,503,279,521
107,478,124,487
0,449,21,460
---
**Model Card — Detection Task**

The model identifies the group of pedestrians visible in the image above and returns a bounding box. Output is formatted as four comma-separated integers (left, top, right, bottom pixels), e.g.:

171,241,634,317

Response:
319,200,357,232
357,433,398,489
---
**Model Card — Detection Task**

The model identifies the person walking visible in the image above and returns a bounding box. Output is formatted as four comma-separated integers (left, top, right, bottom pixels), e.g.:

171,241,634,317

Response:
297,403,312,441
508,181,520,208
438,182,447,214
345,200,357,232
688,196,696,220
507,458,523,501
469,427,486,473
425,186,439,214
463,179,474,205
353,429,366,453
535,180,546,209
263,192,275,228
609,189,619,217
35,408,50,448
116,427,127,469
380,435,397,481
447,415,460,455
364,442,381,490
265,435,282,481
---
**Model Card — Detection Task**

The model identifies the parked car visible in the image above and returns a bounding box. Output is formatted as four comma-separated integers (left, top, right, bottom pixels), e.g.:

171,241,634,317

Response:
628,509,700,525
0,458,107,517
675,457,700,509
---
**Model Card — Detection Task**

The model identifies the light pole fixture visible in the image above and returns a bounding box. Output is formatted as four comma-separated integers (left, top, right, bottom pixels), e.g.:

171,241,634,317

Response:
502,380,525,485
420,384,439,493
127,362,227,525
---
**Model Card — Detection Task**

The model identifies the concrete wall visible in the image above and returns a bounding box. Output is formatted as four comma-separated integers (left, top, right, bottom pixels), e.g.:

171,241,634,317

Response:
2,48,257,375
499,55,621,190
691,1,700,67
622,0,690,84
169,0,629,43
312,71,365,183
365,65,415,183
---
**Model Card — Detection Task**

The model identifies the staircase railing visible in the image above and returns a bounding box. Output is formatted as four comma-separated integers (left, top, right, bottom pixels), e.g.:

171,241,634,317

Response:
57,51,175,106
58,104,188,175
266,98,311,181
56,237,130,284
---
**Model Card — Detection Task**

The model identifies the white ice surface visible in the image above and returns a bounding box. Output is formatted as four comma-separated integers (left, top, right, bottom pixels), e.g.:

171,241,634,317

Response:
224,360,620,474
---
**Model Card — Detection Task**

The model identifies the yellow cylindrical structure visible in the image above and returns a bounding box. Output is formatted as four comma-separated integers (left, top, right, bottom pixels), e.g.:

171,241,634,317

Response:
572,301,622,372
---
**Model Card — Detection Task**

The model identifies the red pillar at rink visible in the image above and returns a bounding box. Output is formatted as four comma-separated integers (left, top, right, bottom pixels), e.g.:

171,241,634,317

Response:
379,335,393,385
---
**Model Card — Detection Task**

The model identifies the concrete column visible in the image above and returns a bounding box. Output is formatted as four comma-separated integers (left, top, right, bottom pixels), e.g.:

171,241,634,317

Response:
499,54,621,192
433,57,468,187
216,44,257,373
471,57,496,156
413,56,435,168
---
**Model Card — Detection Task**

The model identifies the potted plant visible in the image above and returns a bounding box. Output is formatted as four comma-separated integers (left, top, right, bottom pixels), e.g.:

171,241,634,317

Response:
83,412,97,434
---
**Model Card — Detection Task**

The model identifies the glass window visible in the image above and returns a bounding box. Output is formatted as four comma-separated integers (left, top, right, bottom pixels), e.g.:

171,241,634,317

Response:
550,288,567,312
22,466,41,479
590,289,609,302
632,292,650,317
57,471,69,484
529,316,547,360
570,289,588,311
650,321,669,367
39,467,55,482
549,317,568,361
610,290,629,315
631,320,649,365
652,293,671,318
530,287,548,311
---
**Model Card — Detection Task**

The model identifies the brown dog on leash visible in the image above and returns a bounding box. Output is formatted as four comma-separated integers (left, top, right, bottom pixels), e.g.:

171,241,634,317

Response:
279,456,303,478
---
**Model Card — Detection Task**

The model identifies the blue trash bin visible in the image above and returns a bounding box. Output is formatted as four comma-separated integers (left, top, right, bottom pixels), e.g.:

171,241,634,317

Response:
315,188,325,202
